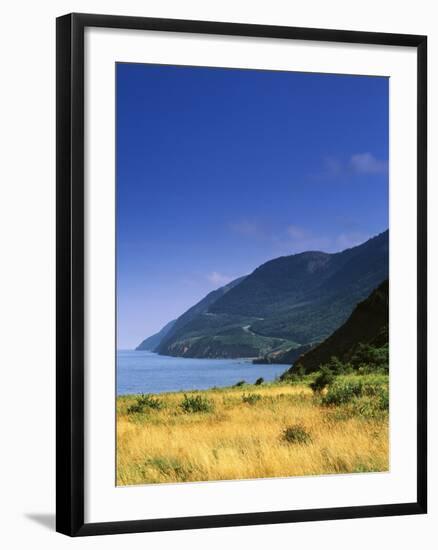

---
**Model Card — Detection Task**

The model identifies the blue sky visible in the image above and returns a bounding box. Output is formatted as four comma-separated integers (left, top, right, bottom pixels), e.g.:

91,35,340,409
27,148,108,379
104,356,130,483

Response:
117,63,389,349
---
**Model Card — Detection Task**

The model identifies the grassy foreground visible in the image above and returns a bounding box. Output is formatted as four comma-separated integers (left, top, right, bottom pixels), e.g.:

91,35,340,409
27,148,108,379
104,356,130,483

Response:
117,373,388,486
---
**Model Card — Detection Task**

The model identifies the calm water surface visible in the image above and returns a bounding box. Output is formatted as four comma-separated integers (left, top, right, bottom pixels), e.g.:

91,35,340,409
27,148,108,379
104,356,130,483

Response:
117,350,290,395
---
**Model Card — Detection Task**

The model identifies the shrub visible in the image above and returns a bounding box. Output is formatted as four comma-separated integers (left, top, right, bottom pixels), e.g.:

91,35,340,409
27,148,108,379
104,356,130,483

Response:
361,382,389,410
294,363,306,378
324,356,353,375
234,380,246,387
376,385,389,410
350,343,389,371
281,363,306,383
322,375,389,412
282,424,312,445
309,366,335,394
357,364,389,375
242,393,262,405
353,396,387,418
280,372,296,382
323,378,363,405
254,377,264,386
127,393,163,414
180,394,214,413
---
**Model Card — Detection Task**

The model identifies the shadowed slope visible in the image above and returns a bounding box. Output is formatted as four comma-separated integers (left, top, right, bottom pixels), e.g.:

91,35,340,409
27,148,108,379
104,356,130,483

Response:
285,279,389,373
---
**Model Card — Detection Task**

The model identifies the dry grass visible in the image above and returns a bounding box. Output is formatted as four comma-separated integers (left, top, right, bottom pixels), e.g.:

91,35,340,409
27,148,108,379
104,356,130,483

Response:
117,382,388,486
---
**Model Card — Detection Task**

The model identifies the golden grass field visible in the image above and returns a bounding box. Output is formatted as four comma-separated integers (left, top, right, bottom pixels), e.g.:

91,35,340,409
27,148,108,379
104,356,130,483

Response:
117,379,388,486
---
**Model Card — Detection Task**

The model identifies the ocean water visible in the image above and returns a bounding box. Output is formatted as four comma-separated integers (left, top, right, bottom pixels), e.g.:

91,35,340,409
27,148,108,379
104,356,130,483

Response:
117,350,290,395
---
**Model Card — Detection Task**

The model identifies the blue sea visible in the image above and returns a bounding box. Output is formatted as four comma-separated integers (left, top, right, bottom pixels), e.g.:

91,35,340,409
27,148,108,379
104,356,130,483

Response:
117,350,290,395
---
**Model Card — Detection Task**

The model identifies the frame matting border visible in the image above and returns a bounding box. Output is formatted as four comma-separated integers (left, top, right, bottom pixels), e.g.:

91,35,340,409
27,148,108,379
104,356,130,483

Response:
56,12,427,537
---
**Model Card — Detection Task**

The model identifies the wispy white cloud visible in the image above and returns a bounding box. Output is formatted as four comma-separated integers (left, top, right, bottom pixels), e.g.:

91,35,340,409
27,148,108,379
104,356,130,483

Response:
317,152,388,180
207,271,232,287
349,153,388,174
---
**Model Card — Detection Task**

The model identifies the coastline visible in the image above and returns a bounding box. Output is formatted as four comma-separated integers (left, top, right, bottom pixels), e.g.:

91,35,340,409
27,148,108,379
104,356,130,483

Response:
117,350,290,395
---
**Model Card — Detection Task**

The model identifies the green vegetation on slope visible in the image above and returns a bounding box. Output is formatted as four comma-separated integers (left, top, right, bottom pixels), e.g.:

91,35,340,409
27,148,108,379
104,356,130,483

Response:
136,319,176,351
283,279,389,374
253,342,316,364
161,324,297,359
210,231,387,335
138,231,388,359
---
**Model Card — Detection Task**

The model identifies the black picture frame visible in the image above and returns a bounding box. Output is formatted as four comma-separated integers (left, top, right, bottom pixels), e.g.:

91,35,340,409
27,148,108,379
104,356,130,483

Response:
56,12,427,537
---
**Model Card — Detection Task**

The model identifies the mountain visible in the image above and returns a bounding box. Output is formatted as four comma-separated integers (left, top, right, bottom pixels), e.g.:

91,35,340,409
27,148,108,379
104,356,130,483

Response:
157,276,246,344
283,279,389,374
140,230,389,359
136,278,246,352
208,230,388,343
136,319,176,351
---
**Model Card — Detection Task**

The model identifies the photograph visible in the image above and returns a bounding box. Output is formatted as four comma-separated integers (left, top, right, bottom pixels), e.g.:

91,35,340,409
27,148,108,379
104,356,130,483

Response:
115,63,390,486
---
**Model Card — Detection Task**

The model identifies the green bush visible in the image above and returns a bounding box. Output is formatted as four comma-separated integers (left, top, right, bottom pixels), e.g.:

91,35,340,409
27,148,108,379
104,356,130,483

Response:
353,396,387,418
309,366,335,394
254,377,264,386
376,385,389,409
350,343,389,371
282,424,312,445
242,393,262,405
294,364,306,378
234,380,246,387
127,394,164,414
323,378,363,405
281,363,307,383
324,356,353,375
180,394,214,413
357,364,389,375
361,382,389,410
280,372,297,382
322,375,389,412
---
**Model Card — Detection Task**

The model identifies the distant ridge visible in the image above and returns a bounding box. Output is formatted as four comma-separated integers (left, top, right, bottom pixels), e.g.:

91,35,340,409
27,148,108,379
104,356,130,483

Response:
137,276,246,352
136,319,176,351
138,230,389,359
